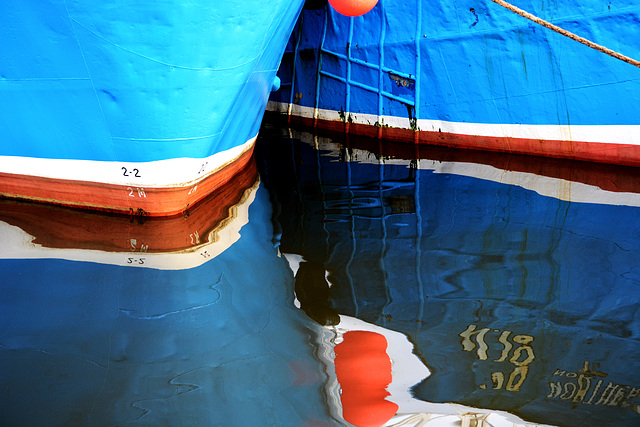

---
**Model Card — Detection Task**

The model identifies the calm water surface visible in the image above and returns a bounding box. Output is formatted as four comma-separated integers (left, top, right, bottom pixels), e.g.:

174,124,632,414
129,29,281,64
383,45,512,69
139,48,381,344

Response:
1,122,640,426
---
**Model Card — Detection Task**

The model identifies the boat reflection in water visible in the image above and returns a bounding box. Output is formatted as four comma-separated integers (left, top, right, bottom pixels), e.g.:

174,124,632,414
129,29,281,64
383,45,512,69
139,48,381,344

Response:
257,123,640,427
0,158,328,426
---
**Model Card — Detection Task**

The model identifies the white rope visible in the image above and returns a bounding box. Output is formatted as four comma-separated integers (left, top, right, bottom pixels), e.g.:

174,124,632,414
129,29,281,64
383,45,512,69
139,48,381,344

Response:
490,0,640,68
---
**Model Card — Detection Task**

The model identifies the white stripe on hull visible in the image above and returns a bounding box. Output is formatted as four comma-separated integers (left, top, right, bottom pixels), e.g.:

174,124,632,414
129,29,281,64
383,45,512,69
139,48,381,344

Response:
0,136,256,188
267,102,640,146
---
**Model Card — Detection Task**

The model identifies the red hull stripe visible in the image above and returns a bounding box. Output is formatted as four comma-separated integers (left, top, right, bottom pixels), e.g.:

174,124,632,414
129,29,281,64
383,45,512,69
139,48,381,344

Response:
0,159,258,253
274,112,640,168
0,146,255,217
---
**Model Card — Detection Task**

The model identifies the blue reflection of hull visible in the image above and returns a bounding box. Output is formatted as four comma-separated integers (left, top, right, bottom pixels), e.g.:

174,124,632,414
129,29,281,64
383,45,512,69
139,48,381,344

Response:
0,184,327,426
257,125,640,426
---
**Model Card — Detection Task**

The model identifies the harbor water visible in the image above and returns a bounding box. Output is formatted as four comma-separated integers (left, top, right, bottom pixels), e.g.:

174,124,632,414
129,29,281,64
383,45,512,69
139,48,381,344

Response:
1,121,640,426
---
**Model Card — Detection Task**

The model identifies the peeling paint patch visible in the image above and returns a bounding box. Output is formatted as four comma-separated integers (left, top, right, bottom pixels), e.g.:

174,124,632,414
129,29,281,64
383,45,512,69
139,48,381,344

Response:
470,8,479,28
129,207,149,219
406,105,418,131
388,72,415,89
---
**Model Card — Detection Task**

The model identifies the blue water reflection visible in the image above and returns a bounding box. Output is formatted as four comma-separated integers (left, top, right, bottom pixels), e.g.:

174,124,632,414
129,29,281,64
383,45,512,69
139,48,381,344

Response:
3,123,640,426
257,123,640,427
0,165,328,426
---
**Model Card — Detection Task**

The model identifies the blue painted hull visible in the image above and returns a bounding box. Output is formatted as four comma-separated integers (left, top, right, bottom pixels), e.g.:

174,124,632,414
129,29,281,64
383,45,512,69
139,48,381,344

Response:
269,0,640,166
0,0,304,214
3,0,303,162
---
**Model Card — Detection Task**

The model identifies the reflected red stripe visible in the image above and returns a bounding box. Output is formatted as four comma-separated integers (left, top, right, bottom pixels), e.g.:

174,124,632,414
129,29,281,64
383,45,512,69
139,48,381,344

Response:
0,156,258,253
267,113,640,195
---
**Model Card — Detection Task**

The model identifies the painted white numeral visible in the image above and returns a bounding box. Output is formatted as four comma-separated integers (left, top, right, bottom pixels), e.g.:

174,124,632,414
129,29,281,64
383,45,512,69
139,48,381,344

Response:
127,187,147,198
130,239,149,252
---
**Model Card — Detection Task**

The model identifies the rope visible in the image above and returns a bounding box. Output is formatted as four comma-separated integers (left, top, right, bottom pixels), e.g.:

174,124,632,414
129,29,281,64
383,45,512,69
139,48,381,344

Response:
490,0,640,68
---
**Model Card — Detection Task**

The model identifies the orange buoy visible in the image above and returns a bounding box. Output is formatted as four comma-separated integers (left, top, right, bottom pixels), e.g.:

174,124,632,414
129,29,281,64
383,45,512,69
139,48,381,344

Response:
328,0,379,17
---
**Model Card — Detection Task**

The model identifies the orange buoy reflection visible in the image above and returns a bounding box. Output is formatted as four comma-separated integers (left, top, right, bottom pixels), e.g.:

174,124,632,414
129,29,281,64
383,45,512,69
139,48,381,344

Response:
334,330,398,427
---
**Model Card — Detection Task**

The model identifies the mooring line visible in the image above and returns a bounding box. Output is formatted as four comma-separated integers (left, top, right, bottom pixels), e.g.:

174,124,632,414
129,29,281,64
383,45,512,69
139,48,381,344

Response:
490,0,640,68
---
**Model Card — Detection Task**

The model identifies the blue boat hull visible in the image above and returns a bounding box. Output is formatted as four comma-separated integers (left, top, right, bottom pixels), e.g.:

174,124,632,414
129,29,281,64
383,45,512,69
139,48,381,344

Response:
0,0,304,214
269,0,640,166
